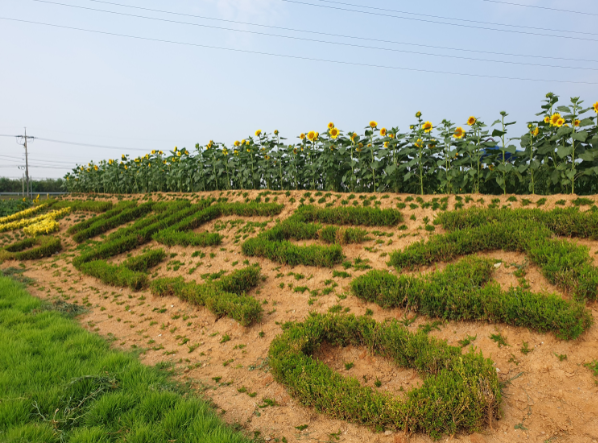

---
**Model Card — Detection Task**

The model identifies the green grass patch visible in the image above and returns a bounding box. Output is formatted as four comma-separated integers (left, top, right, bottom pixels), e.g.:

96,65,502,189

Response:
269,313,500,439
0,276,250,443
150,266,263,326
0,236,62,262
351,256,591,340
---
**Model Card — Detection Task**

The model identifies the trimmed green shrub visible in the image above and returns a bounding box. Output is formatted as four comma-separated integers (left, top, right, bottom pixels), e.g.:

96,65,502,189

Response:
153,230,222,247
352,257,592,340
318,226,370,244
0,236,61,261
52,199,114,213
390,209,598,301
242,236,344,267
296,205,403,226
72,202,154,243
150,266,263,326
123,248,166,272
80,260,148,290
269,313,500,439
67,201,136,235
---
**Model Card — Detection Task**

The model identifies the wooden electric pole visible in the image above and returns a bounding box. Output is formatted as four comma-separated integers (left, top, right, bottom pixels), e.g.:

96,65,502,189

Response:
16,129,34,199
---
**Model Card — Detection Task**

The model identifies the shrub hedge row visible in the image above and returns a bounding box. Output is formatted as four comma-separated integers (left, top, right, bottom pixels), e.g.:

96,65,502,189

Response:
0,236,62,261
150,266,263,326
72,202,154,243
122,248,166,272
352,256,592,340
153,230,222,247
79,260,148,290
390,209,598,302
269,313,500,439
51,199,114,213
67,201,137,235
241,205,399,267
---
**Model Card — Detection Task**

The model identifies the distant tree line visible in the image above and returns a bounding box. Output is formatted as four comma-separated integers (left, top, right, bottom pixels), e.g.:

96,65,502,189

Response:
0,177,65,193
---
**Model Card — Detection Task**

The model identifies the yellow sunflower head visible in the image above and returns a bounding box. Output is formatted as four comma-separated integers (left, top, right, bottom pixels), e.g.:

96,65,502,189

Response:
234,150,239,156
177,151,181,156
351,133,358,141
531,127,539,137
328,122,334,129
415,111,422,118
300,133,306,140
594,101,598,113
467,116,477,126
247,148,251,153
574,119,580,127
389,133,395,139
369,121,377,129
315,132,319,139
544,116,550,124
453,127,465,139
422,121,433,133
159,150,163,155
223,149,228,156
124,165,128,170
174,146,178,152
151,150,156,155
94,165,98,171
330,127,340,139
383,141,389,148
122,154,126,160
415,139,423,148
255,129,262,137
556,118,565,127
550,113,561,126
380,127,387,137
234,140,240,147
274,129,279,135
307,131,316,141
409,125,414,130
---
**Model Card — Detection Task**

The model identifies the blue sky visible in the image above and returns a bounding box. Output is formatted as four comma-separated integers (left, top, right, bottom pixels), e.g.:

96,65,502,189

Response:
1,0,597,179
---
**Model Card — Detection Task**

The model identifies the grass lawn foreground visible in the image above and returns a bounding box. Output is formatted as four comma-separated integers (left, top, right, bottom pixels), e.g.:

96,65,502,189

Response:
0,275,252,443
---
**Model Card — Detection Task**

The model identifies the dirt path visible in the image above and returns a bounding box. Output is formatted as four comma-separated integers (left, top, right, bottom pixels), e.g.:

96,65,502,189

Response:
3,191,598,443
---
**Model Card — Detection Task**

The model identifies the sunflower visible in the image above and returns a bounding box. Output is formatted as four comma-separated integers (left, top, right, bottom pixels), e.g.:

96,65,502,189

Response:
574,119,580,127
307,131,316,141
380,127,387,137
234,140,240,147
94,165,98,171
265,155,271,160
159,150,163,155
415,139,423,148
300,133,306,140
274,129,279,135
151,150,156,155
544,116,550,124
383,142,389,148
453,127,465,139
409,125,414,130
315,132,319,140
467,116,477,126
556,118,565,127
223,149,228,156
328,122,334,129
124,165,128,170
367,143,372,148
174,147,178,152
594,102,598,113
330,127,340,139
369,121,378,128
255,129,262,137
415,111,422,118
531,127,539,137
247,148,251,153
422,121,433,133
293,148,298,155
177,151,181,156
108,159,113,165
389,133,395,139
550,113,561,126
351,133,358,141
234,150,239,156
122,154,126,160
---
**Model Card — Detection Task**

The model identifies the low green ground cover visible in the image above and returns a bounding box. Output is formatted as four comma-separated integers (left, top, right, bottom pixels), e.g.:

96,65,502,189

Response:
269,313,500,439
390,207,598,301
0,276,251,443
352,256,592,340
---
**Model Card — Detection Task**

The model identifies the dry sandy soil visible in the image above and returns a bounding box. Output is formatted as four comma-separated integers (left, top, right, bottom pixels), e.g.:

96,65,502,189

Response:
2,191,598,443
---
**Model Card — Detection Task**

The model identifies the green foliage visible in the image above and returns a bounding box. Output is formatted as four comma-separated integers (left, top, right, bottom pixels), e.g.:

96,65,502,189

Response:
0,276,251,443
67,201,136,235
390,207,598,301
80,260,148,291
1,236,62,262
122,248,166,272
0,199,32,218
153,230,222,247
150,266,263,326
269,313,501,439
351,256,591,340
51,199,113,213
71,202,154,243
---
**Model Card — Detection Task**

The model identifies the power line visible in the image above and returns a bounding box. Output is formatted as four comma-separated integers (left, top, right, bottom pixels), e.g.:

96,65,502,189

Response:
35,137,149,152
0,154,77,165
280,0,598,42
2,17,597,85
81,0,598,64
480,0,598,17
309,0,597,37
29,0,598,71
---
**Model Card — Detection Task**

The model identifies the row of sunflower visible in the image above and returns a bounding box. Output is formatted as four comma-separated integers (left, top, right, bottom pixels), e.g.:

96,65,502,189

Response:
64,94,598,195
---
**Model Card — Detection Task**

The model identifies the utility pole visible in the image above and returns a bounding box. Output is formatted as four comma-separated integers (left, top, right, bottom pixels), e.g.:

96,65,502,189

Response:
16,128,34,199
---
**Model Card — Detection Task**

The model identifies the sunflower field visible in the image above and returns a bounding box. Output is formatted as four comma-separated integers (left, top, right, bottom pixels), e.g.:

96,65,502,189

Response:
65,94,598,195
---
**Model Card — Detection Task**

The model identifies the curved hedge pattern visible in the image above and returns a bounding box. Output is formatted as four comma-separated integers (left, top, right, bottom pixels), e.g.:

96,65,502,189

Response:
269,313,501,439
0,236,62,261
352,256,592,340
